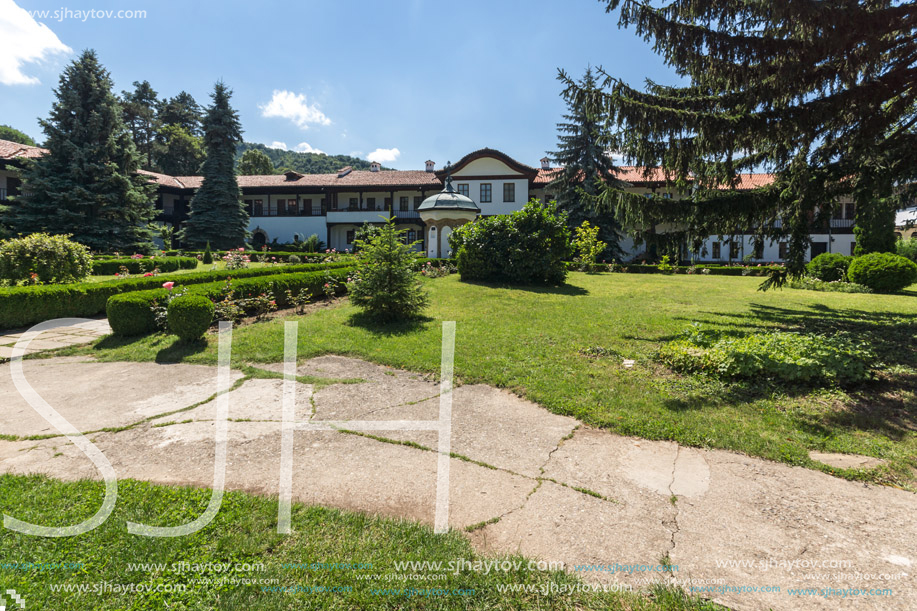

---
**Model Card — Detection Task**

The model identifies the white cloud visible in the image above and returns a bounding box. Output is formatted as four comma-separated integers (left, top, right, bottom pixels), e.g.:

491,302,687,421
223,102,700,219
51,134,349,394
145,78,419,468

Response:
294,142,325,155
269,141,288,150
0,0,71,85
367,147,401,163
259,90,331,130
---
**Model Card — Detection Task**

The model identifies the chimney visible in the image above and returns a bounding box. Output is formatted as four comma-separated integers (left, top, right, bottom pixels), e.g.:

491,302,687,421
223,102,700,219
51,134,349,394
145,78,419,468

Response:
540,157,551,170
370,161,381,172
425,160,435,173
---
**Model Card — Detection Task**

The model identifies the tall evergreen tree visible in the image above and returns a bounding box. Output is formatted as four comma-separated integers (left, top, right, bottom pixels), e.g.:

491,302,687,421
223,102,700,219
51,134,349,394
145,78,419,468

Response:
237,148,275,175
179,82,248,249
121,80,160,170
565,1,917,277
158,91,204,137
549,67,624,259
4,50,156,252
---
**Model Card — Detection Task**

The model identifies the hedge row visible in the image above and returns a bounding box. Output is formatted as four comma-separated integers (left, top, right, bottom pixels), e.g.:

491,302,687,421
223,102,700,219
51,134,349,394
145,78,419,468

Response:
162,250,344,262
0,261,353,329
107,266,355,336
568,263,784,276
91,256,198,276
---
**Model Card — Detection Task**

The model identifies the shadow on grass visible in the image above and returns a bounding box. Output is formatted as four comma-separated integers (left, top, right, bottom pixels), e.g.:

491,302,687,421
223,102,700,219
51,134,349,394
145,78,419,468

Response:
457,279,589,296
92,333,208,363
345,312,435,337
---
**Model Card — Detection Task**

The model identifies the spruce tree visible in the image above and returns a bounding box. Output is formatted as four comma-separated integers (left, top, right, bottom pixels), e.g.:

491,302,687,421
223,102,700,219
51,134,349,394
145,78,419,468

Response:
4,50,156,252
121,80,159,170
179,82,249,249
566,1,917,277
549,67,624,259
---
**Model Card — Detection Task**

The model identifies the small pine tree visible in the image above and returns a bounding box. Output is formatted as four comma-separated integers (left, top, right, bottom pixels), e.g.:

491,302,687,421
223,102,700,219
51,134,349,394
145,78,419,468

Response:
4,50,156,252
347,218,428,322
179,82,249,249
202,242,213,264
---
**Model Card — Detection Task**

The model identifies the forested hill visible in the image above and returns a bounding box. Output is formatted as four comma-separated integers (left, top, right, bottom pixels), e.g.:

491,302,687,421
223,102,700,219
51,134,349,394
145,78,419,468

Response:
235,142,386,174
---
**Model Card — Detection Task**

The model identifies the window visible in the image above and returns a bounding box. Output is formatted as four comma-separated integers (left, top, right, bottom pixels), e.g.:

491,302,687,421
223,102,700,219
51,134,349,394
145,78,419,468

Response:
662,192,673,199
253,200,263,216
384,197,392,210
811,241,828,257
480,183,492,203
244,199,252,215
711,241,721,259
277,199,287,216
349,197,358,210
778,242,788,259
346,230,355,244
318,199,326,215
400,196,409,211
457,183,469,197
850,240,856,255
753,241,764,259
367,197,376,210
413,196,422,209
845,202,856,219
503,183,515,202
831,205,844,220
729,241,739,260
406,229,417,243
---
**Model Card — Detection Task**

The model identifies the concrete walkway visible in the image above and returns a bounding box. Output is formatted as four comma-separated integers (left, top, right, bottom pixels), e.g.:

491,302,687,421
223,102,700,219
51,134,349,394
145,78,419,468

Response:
0,356,914,611
0,318,111,359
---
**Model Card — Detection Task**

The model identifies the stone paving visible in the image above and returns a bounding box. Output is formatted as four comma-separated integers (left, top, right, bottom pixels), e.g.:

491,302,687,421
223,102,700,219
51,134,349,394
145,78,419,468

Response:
0,318,111,359
0,355,914,611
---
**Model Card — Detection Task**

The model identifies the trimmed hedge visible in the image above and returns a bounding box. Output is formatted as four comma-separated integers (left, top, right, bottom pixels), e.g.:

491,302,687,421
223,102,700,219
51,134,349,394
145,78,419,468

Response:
91,256,198,276
0,261,353,329
162,250,345,262
168,295,215,342
847,252,917,293
107,292,161,336
107,266,354,336
567,262,784,276
805,253,851,282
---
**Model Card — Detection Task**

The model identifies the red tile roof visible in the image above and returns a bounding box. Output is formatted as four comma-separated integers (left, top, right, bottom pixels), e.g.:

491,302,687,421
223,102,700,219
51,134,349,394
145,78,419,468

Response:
534,165,775,191
0,139,47,160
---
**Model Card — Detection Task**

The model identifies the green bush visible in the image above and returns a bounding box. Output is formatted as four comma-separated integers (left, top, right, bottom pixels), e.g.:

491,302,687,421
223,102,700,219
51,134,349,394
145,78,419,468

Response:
347,218,428,322
788,277,873,293
657,326,874,386
847,252,917,293
450,200,573,285
805,252,851,282
897,237,917,264
0,233,92,285
91,256,198,276
167,295,214,341
288,254,302,264
0,261,353,329
107,291,164,336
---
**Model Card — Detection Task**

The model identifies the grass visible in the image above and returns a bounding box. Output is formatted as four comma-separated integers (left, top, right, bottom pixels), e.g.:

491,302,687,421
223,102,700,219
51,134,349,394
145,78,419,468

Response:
0,474,719,610
66,273,917,488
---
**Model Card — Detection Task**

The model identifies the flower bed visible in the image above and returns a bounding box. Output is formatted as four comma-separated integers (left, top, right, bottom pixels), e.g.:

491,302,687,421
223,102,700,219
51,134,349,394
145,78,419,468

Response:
0,261,353,329
567,262,784,276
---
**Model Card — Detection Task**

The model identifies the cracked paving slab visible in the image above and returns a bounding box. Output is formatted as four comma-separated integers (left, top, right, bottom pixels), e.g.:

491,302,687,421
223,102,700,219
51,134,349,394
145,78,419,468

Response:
0,359,244,437
1,357,916,610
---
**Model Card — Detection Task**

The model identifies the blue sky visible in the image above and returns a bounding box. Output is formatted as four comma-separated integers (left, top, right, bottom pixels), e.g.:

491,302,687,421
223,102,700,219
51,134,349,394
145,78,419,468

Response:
0,0,677,169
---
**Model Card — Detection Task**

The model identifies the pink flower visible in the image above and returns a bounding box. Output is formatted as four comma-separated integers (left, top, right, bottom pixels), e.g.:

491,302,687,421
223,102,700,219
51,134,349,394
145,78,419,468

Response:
163,282,175,291
143,272,153,277
239,247,245,252
270,300,276,306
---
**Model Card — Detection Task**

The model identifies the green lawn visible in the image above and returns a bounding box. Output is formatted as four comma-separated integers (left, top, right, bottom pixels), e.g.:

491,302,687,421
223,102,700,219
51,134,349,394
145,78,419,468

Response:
70,273,917,488
0,474,715,610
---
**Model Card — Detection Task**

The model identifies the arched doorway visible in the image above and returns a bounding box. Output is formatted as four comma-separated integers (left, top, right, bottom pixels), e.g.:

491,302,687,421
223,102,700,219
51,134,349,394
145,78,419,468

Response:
252,230,267,250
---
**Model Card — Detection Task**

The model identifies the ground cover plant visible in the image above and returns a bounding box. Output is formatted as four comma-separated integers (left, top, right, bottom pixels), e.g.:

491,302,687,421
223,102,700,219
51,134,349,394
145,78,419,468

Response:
71,273,917,489
0,474,716,610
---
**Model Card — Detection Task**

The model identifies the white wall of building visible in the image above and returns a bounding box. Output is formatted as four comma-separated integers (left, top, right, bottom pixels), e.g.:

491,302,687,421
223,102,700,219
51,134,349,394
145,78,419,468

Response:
248,216,327,245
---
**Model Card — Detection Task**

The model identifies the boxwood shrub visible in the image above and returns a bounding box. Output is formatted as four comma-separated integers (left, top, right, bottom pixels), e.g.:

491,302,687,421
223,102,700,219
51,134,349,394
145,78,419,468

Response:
0,261,353,329
847,252,917,293
107,291,165,336
106,266,354,336
91,256,198,276
805,253,851,282
168,295,215,342
0,233,92,284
